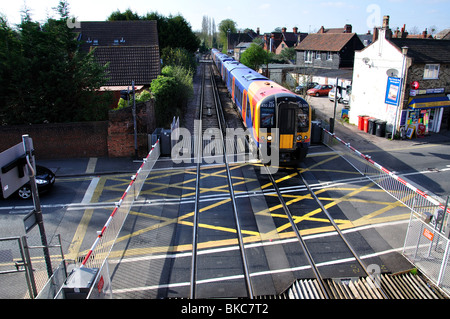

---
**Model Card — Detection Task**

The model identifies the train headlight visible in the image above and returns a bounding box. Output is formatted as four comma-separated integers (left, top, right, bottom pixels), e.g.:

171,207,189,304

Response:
304,135,308,140
267,135,272,141
296,135,302,141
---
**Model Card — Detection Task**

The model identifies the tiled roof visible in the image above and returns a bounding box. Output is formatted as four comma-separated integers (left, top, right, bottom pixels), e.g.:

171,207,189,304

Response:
94,46,161,86
75,21,159,52
295,33,359,52
389,38,450,63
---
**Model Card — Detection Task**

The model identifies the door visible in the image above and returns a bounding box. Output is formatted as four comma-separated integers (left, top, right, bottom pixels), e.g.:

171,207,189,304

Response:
277,100,297,149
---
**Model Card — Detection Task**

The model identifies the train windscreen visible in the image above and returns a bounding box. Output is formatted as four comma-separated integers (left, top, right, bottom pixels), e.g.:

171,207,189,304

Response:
260,97,276,128
297,102,309,133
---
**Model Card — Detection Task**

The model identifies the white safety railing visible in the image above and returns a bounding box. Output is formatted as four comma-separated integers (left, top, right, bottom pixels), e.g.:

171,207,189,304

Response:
322,128,450,296
76,140,161,298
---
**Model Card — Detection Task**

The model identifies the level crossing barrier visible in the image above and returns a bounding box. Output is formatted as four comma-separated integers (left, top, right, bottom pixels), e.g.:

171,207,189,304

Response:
322,128,450,296
54,140,160,299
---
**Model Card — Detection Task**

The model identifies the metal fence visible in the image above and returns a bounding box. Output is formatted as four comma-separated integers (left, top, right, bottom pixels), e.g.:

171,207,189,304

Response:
50,140,161,299
403,214,450,293
0,234,65,299
321,128,450,296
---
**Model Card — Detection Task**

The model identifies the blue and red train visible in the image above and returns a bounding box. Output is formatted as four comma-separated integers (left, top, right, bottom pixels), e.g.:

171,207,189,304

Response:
211,48,311,163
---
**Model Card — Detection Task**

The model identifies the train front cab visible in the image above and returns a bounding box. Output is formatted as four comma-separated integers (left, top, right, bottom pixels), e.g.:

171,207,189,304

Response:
259,94,311,165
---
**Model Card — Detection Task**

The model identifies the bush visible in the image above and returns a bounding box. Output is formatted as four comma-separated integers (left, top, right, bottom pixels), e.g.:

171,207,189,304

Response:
150,75,179,127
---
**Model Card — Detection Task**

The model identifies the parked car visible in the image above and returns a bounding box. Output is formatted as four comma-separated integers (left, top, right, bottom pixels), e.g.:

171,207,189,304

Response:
10,165,55,200
329,86,350,104
295,82,318,94
307,84,333,97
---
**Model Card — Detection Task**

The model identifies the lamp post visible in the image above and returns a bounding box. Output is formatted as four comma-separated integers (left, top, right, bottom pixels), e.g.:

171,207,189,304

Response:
393,46,408,138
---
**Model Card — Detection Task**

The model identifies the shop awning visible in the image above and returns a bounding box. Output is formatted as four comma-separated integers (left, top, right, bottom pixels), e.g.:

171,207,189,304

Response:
408,95,450,109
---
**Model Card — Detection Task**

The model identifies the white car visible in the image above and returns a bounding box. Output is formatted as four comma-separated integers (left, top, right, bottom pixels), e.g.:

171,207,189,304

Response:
328,87,350,104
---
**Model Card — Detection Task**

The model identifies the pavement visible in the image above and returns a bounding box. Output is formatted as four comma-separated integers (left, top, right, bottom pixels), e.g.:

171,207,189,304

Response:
310,96,450,154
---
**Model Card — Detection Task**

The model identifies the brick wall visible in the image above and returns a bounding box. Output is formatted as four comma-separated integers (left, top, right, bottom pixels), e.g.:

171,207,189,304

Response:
107,100,156,158
0,121,108,159
0,100,156,159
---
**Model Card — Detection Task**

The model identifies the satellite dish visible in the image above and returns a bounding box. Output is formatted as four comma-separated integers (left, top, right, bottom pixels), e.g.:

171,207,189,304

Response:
386,69,399,77
362,57,370,64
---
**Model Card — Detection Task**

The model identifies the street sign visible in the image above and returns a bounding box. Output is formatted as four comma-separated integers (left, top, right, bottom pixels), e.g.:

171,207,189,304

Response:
423,228,434,242
0,143,30,198
23,210,38,233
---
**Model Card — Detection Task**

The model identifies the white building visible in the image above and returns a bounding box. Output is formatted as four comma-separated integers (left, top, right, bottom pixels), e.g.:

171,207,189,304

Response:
350,16,450,137
349,28,408,132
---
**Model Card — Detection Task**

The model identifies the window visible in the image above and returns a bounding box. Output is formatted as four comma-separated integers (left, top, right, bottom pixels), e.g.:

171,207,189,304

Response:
326,52,333,60
304,51,313,63
315,51,321,60
424,64,440,79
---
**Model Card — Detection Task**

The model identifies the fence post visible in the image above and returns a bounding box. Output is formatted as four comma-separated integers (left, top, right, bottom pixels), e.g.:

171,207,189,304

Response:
437,239,450,287
20,236,38,298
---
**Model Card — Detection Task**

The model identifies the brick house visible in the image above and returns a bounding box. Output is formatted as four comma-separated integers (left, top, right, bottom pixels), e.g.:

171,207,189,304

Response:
263,27,307,54
350,16,450,136
74,21,161,106
295,32,365,69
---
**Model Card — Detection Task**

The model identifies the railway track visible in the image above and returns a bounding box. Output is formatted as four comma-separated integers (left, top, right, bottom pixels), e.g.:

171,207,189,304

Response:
113,56,446,299
189,58,382,299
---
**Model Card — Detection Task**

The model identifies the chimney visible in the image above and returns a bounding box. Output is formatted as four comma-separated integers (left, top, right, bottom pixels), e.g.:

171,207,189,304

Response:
400,24,408,38
422,28,427,38
373,27,379,42
344,24,352,33
282,27,287,33
257,27,260,35
293,27,298,34
382,15,390,29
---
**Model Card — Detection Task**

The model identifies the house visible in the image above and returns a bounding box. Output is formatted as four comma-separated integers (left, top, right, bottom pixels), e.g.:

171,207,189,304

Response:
349,16,450,136
74,21,161,105
295,32,365,69
262,27,307,54
317,24,353,34
227,29,260,54
233,42,253,61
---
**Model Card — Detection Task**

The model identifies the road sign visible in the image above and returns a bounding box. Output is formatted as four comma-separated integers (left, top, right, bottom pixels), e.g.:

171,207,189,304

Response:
423,228,434,241
0,143,30,198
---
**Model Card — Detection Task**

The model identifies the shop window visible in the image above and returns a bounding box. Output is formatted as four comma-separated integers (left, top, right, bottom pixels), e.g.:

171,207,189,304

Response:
424,64,440,79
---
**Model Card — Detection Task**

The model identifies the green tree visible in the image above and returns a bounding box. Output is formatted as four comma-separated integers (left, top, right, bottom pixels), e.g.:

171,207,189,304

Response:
0,2,111,125
240,43,271,71
108,10,200,53
161,47,197,73
217,19,237,52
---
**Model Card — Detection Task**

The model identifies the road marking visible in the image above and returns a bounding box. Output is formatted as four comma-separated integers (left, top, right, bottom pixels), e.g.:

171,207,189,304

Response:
85,157,98,174
81,177,100,204
110,220,409,295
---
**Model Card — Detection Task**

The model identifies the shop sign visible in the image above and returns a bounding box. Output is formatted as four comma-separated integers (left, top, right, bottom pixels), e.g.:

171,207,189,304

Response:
410,87,444,96
385,77,401,105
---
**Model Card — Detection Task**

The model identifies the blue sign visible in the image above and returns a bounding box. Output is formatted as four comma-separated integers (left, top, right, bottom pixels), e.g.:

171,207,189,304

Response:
385,76,402,105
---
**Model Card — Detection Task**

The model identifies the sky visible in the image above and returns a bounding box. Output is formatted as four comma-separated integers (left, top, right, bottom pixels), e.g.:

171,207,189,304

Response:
1,0,449,35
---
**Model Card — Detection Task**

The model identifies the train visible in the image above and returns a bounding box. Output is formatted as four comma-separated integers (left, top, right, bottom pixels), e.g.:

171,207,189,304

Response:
211,48,311,164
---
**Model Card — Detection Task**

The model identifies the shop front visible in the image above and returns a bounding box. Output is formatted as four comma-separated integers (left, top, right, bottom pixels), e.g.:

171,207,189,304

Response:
402,93,450,138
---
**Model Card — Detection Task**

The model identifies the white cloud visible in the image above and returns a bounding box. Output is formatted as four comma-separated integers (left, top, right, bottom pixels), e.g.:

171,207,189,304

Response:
259,3,271,10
